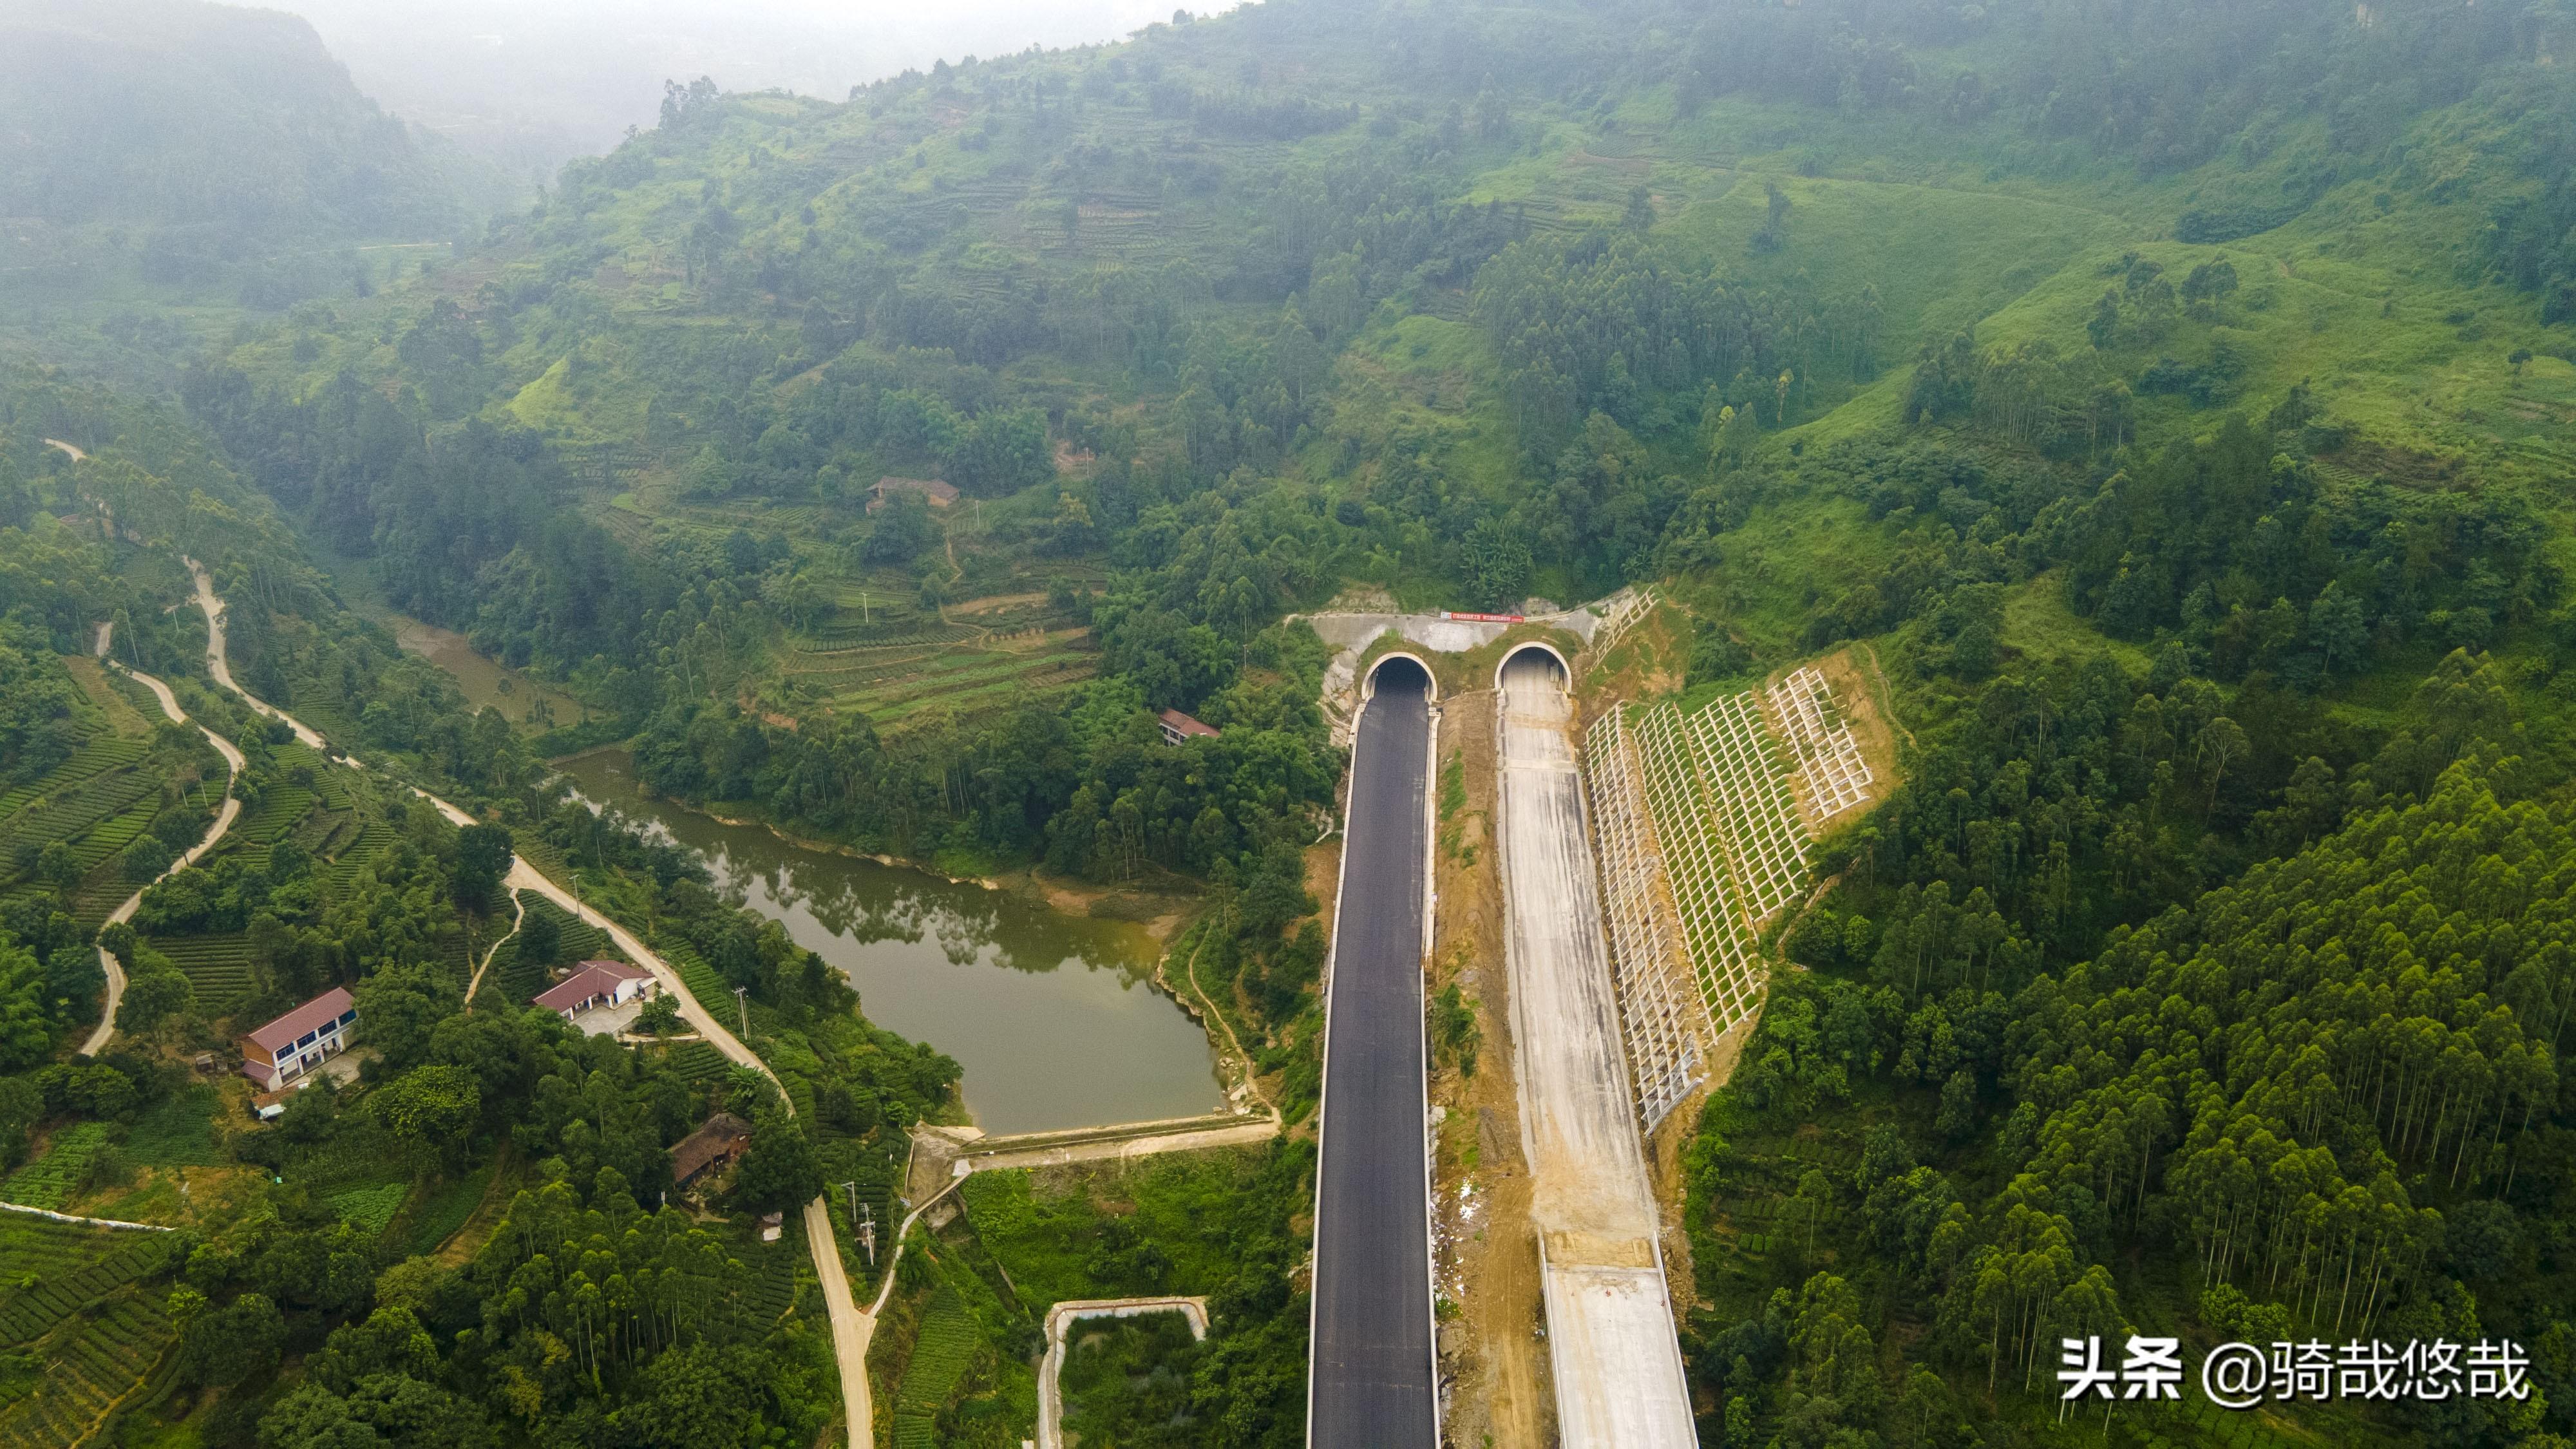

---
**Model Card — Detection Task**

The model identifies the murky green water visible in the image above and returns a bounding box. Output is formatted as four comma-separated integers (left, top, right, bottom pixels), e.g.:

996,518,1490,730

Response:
553,748,1222,1135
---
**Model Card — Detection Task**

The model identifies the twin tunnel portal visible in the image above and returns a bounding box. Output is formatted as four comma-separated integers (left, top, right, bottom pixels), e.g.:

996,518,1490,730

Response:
1309,645,1696,1447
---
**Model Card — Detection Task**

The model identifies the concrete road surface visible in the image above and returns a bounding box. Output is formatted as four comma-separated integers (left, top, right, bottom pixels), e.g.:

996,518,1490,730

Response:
1307,661,1439,1447
1495,649,1696,1447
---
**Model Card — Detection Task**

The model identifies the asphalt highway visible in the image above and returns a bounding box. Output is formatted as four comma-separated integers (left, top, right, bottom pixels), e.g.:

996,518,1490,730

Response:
1307,661,1439,1447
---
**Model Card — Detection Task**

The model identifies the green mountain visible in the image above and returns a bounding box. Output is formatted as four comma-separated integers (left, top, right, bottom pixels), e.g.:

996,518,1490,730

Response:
0,0,483,327
10,0,2576,1444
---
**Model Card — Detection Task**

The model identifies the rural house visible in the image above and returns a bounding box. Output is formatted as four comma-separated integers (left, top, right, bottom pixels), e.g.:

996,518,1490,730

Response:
672,1112,753,1188
1158,708,1219,746
867,476,958,513
239,987,357,1090
533,958,656,1021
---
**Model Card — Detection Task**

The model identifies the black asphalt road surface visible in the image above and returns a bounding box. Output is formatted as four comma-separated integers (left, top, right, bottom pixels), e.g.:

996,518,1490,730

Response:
1307,661,1438,1448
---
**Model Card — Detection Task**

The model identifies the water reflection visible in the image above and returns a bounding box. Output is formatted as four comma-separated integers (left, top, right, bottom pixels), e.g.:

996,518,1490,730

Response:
553,748,1221,1135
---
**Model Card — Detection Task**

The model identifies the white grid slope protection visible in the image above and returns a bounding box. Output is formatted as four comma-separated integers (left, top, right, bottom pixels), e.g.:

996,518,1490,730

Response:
1580,710,1712,1132
1627,703,1766,1034
1768,665,1873,819
1588,587,1656,659
1682,694,1810,923
1620,692,1819,1038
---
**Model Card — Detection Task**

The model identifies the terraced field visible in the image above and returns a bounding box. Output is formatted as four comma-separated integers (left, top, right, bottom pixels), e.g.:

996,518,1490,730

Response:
778,612,1098,726
146,934,251,1016
891,1289,981,1449
656,936,782,1038
273,746,352,810
737,1227,802,1328
292,806,359,862
0,738,158,904
3,1124,114,1211
0,1293,173,1449
491,894,614,1007
0,739,145,818
236,784,316,846
660,1041,730,1083
0,1218,164,1346
317,818,397,895
282,676,363,751
61,657,153,740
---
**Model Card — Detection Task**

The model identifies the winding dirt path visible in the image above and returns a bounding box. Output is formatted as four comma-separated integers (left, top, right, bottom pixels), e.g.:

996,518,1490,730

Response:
190,560,333,757
185,565,876,1446
1179,926,1273,1115
79,656,245,1057
460,889,526,1011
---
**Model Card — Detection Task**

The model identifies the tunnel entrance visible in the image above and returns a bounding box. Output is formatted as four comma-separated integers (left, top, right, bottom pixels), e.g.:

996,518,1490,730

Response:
1363,652,1435,702
1494,641,1570,692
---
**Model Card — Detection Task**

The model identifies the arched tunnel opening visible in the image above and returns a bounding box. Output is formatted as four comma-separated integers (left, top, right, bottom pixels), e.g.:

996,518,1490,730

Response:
1363,652,1434,703
1495,641,1569,692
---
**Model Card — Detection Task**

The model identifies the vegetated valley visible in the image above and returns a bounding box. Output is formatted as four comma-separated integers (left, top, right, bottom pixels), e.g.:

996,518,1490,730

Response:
3,0,2576,1444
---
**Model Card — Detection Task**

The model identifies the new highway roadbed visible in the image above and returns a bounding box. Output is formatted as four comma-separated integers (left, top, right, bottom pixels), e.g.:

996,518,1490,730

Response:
1307,661,1439,1446
1495,649,1696,1445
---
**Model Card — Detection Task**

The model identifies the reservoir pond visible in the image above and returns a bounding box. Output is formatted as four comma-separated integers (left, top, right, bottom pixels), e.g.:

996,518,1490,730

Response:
551,748,1223,1135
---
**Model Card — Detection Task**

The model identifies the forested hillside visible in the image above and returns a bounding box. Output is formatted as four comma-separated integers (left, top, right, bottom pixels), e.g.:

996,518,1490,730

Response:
0,367,981,1446
10,0,2576,1444
0,0,489,386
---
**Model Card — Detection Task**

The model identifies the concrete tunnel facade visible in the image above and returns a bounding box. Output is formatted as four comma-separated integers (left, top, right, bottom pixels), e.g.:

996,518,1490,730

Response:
1495,640,1571,691
1361,650,1437,702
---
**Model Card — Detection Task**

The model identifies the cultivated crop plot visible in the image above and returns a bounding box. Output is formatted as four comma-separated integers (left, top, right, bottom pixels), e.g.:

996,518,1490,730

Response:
0,737,156,918
0,1217,173,1448
773,589,1099,726
1767,666,1874,820
1604,690,1817,1045
1580,708,1714,1132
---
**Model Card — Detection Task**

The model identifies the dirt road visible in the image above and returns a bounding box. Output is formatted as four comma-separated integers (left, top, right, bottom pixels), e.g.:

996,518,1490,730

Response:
189,567,878,1446
190,560,330,755
79,658,245,1058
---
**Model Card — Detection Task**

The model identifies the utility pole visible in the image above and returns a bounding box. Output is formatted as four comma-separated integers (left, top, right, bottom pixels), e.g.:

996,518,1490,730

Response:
734,984,750,1039
838,1180,876,1265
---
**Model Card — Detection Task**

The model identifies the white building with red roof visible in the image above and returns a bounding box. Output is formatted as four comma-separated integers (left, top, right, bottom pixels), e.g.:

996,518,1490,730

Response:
238,987,357,1091
533,959,656,1022
1158,708,1219,746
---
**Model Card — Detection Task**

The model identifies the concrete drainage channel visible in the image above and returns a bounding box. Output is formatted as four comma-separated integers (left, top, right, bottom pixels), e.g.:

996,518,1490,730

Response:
1034,1297,1209,1449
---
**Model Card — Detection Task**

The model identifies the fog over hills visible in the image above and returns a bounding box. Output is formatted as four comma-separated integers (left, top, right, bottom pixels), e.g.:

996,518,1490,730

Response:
267,0,1201,186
